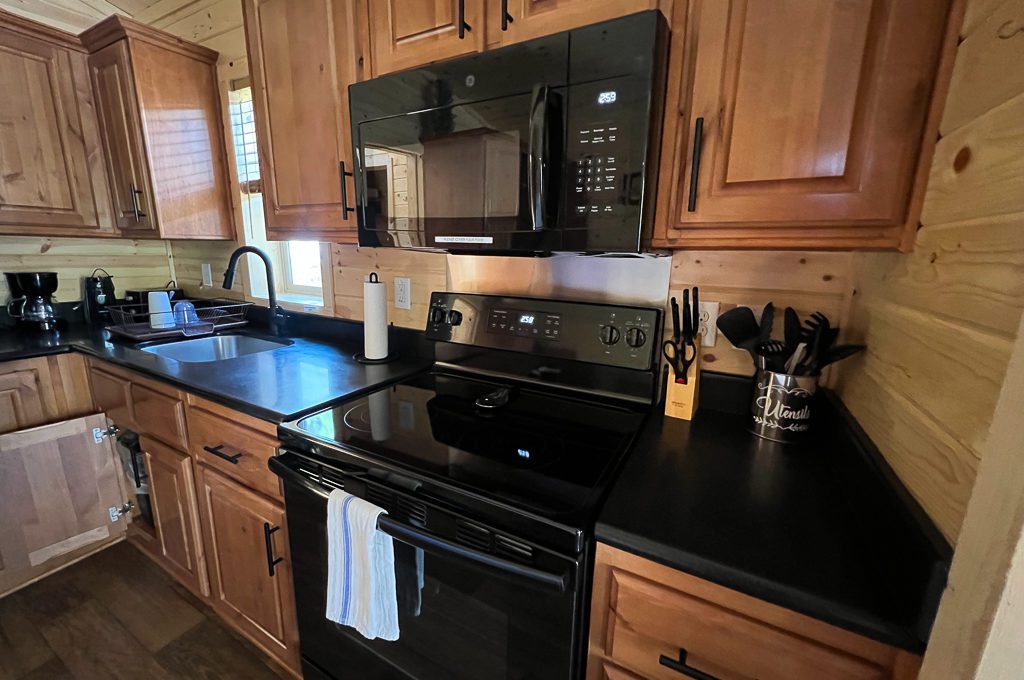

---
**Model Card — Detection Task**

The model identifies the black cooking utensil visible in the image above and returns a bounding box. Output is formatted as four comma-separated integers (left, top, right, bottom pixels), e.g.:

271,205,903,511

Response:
784,307,801,354
691,287,700,341
818,344,866,369
757,340,787,372
758,302,774,343
797,324,824,375
682,289,692,342
716,306,761,363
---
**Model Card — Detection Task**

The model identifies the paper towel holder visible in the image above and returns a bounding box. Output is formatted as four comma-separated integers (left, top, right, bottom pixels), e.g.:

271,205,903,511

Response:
355,272,397,364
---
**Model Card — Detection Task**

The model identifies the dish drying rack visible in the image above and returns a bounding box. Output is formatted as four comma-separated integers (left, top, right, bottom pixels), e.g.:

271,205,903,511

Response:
105,298,253,342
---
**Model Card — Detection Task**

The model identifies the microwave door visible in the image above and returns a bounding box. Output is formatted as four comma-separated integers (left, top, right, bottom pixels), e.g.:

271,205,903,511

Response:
356,90,565,252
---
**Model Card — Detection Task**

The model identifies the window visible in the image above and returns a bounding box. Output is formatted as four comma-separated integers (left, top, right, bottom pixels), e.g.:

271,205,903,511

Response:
228,83,325,306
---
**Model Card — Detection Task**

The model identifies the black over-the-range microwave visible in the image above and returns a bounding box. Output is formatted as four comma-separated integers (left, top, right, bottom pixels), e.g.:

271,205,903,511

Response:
348,11,669,255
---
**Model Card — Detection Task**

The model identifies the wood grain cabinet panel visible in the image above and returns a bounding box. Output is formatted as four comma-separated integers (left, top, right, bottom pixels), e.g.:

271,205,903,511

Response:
242,0,361,241
87,364,133,429
140,435,208,598
0,14,114,237
588,544,921,680
653,0,954,250
0,364,51,435
196,464,299,673
81,16,234,240
0,355,94,434
366,0,485,75
187,400,282,500
130,381,188,452
495,0,659,45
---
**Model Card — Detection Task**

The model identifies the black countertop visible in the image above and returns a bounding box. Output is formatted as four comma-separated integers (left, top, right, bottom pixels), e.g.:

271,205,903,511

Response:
0,319,432,422
597,373,951,653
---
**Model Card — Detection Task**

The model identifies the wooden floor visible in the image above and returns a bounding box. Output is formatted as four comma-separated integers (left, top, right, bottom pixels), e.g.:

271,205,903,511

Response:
0,541,287,680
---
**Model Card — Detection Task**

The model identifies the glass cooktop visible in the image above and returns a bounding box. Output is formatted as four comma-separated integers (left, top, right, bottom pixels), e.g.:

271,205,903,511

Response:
292,372,647,520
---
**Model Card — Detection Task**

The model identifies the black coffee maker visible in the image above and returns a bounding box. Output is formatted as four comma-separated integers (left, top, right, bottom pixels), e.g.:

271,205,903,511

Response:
5,272,59,331
82,268,116,325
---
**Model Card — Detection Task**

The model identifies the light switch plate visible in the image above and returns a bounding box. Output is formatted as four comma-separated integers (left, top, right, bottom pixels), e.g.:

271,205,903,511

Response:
394,277,411,310
201,263,213,287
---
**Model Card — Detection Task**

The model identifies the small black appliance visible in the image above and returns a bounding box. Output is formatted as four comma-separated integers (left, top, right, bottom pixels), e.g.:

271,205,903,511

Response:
82,268,116,325
5,272,59,331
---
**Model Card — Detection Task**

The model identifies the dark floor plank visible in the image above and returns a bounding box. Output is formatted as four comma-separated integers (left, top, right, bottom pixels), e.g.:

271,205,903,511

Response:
67,543,205,654
34,598,175,680
154,619,283,680
19,657,73,680
10,565,91,624
0,594,56,680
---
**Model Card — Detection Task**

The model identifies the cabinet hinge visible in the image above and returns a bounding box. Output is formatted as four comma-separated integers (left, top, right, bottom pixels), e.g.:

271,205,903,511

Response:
108,501,134,522
93,425,120,444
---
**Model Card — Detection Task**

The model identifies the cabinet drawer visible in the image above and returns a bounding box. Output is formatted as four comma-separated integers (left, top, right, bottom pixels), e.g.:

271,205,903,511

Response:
131,382,188,451
89,366,133,428
605,570,892,680
188,406,281,500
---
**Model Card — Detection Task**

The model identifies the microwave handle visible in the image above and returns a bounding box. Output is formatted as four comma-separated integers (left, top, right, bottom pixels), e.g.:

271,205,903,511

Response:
528,84,551,231
268,455,570,593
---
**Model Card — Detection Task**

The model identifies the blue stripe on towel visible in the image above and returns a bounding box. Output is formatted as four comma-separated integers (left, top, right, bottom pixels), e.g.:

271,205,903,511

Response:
339,494,356,623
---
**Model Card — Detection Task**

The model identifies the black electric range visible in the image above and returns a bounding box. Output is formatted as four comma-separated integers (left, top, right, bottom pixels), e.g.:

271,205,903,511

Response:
273,293,661,680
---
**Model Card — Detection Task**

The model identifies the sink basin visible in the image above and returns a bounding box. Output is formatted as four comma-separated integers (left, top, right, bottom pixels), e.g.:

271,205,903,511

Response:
141,334,290,363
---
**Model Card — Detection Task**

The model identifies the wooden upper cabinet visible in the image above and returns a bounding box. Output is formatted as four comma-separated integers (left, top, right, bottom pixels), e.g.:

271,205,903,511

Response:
243,0,362,241
654,0,954,250
366,0,485,75
82,16,234,240
88,41,155,233
0,13,114,237
495,0,660,45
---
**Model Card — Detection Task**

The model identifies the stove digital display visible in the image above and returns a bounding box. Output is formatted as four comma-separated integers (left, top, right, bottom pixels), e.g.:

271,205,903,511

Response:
487,309,561,340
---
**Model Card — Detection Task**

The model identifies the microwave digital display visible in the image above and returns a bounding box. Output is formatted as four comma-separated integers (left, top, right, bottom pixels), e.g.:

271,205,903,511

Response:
597,91,617,105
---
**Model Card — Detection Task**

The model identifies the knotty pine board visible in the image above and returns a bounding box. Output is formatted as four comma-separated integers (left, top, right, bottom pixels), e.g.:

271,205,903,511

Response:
0,236,173,303
839,0,1024,543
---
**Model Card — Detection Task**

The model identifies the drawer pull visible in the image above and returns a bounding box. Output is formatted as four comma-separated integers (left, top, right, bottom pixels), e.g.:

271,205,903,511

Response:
660,649,719,680
263,522,284,577
203,444,243,464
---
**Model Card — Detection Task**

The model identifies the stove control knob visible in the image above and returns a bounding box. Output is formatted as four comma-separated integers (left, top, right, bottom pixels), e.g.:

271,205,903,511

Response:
599,324,621,346
625,327,647,348
447,310,463,326
429,307,447,324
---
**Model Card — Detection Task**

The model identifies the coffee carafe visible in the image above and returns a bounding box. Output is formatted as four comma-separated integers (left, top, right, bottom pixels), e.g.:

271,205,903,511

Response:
82,268,116,325
5,272,59,331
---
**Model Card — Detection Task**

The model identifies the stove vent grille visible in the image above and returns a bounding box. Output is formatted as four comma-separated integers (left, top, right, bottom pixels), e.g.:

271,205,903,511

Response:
455,519,492,552
495,535,533,561
397,497,427,527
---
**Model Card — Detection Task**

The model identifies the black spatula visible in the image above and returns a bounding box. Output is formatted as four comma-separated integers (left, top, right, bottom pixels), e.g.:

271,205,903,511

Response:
716,306,761,364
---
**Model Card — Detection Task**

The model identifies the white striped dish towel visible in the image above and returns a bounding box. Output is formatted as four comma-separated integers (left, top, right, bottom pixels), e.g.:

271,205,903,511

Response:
325,488,400,641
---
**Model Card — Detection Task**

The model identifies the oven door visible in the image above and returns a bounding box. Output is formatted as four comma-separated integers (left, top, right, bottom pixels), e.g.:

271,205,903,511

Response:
354,86,566,254
271,453,581,680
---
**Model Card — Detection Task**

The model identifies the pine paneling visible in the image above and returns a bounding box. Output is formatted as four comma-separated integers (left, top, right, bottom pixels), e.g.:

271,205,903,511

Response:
0,235,172,302
169,239,243,299
839,0,1024,543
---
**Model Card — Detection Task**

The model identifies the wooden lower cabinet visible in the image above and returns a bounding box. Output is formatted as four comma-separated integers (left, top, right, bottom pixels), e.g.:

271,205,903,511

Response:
589,544,921,680
0,354,93,434
195,464,300,673
138,435,208,598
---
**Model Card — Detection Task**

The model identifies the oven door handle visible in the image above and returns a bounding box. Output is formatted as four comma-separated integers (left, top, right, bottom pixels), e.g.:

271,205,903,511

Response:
269,456,570,593
376,515,569,593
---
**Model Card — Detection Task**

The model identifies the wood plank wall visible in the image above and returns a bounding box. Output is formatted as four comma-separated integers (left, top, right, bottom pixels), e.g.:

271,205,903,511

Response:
836,0,1024,543
0,236,174,303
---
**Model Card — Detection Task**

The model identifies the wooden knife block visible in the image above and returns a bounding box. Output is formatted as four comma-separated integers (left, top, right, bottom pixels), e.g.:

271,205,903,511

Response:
664,339,701,421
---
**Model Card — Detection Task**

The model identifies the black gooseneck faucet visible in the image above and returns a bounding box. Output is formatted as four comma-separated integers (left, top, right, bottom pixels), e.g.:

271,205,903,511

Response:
222,246,286,336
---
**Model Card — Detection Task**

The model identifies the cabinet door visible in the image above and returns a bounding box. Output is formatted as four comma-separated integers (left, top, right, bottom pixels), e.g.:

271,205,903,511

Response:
141,436,208,597
88,41,157,235
0,26,113,235
367,0,485,75
243,0,361,241
496,0,658,45
656,0,950,250
196,464,299,672
88,365,133,429
0,362,52,434
0,414,129,597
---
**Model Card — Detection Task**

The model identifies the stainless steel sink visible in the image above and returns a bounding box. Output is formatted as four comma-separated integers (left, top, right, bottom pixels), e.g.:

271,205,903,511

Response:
140,334,290,363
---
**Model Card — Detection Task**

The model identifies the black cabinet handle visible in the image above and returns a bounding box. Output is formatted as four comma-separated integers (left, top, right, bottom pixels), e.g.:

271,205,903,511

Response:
129,183,147,221
203,444,243,464
687,116,704,212
263,522,284,577
339,160,354,220
660,649,719,680
458,0,471,39
501,0,513,30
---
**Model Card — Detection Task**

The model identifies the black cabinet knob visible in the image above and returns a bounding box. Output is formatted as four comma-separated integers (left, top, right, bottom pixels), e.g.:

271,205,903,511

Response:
429,307,447,324
625,327,647,348
447,310,463,326
599,325,621,345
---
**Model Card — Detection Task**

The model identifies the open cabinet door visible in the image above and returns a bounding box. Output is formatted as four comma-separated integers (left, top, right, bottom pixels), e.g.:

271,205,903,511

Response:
0,413,131,597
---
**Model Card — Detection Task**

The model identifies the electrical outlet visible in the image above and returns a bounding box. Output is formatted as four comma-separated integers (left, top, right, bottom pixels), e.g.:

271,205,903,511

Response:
201,263,213,287
697,301,720,347
394,277,411,310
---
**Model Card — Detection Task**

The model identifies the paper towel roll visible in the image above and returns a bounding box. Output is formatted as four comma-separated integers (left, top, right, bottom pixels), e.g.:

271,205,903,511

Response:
363,273,389,360
368,389,391,442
